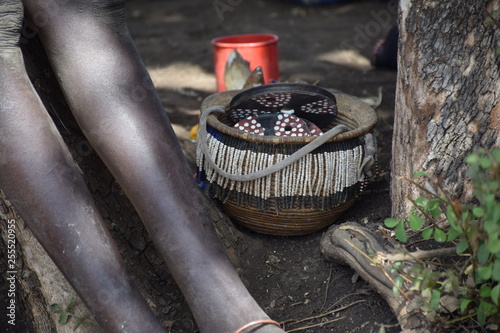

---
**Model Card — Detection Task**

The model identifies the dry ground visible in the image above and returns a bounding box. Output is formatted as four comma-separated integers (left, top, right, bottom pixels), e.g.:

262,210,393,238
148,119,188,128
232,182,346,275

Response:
0,0,400,332
126,0,399,332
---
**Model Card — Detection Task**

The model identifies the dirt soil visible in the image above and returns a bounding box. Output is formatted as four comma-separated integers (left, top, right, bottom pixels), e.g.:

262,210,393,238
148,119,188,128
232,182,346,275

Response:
123,0,399,332
1,0,400,332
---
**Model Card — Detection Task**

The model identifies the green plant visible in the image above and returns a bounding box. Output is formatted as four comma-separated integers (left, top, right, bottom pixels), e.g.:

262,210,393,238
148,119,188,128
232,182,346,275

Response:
48,297,87,331
384,148,500,328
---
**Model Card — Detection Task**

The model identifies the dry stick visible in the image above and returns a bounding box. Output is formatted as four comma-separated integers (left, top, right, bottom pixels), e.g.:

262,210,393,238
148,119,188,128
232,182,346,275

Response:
320,264,334,311
285,317,346,332
446,312,478,324
283,300,366,330
382,247,458,262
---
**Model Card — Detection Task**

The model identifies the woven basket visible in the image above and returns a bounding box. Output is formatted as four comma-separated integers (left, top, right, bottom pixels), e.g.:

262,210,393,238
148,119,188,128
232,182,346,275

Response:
196,87,377,236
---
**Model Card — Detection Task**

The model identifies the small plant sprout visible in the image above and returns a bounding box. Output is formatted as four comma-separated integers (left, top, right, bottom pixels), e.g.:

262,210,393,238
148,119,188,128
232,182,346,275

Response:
383,148,500,328
48,297,88,331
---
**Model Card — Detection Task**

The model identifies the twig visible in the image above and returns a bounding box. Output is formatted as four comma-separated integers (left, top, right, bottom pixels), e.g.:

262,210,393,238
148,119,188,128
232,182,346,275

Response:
379,267,411,302
285,317,345,332
283,299,365,326
343,238,377,264
382,247,458,262
446,312,477,325
401,176,442,201
324,292,365,313
320,264,334,311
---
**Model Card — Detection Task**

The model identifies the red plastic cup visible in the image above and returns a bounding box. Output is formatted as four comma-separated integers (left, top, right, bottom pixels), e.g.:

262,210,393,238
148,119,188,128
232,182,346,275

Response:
212,34,279,92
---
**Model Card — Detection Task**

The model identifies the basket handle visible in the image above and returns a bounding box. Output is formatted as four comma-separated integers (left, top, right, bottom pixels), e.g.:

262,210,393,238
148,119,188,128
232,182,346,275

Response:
198,105,349,182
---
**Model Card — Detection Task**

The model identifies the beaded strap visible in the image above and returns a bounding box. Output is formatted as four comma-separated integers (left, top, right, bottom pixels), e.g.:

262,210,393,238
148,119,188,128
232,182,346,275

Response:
198,105,349,182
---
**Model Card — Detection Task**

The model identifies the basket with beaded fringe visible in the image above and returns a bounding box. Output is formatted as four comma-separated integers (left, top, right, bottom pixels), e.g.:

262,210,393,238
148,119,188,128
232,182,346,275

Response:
195,85,377,236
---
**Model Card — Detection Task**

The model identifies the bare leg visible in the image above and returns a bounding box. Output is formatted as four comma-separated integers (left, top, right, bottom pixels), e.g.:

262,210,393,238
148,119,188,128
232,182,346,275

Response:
23,0,284,332
0,1,165,332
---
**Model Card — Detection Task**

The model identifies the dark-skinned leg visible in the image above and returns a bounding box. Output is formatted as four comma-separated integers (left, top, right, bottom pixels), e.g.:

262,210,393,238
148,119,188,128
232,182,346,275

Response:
22,0,284,332
0,2,165,332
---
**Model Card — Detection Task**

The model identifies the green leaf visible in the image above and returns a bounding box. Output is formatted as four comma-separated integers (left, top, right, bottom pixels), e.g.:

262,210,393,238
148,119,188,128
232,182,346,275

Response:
480,157,492,170
485,193,496,206
65,297,76,312
447,228,460,242
413,171,428,177
485,218,500,234
74,317,86,330
395,221,408,242
415,197,426,205
457,239,469,254
431,290,441,310
480,285,492,298
488,181,499,191
430,206,442,219
393,276,404,295
434,228,447,242
461,299,472,313
59,312,70,325
409,215,424,231
478,265,493,281
488,234,500,254
492,149,500,162
466,153,480,165
477,301,497,325
478,243,491,265
427,199,440,209
492,284,500,305
493,259,500,281
422,228,434,240
487,204,500,226
48,303,62,313
384,218,401,228
473,206,485,218
484,16,494,26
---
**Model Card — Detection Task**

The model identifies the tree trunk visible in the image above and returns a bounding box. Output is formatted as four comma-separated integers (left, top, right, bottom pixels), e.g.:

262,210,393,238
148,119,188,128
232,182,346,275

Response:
391,0,500,218
323,2,499,332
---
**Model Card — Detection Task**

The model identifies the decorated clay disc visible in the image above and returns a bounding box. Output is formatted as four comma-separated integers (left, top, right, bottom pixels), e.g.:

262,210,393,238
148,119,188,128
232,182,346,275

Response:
228,83,337,130
233,112,323,137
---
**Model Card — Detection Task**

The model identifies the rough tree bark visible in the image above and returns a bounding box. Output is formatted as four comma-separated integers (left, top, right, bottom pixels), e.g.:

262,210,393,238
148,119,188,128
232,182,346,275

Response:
391,0,500,218
322,2,500,332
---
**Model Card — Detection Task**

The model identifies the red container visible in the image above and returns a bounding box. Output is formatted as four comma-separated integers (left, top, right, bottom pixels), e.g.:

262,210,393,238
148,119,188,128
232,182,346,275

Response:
212,34,279,92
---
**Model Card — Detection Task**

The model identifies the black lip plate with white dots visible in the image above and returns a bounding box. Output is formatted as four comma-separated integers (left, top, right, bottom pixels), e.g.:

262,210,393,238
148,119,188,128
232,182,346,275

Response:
227,83,338,129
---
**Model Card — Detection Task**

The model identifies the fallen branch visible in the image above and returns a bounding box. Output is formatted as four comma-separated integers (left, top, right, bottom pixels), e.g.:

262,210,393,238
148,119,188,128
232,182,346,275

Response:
383,247,458,262
320,222,434,333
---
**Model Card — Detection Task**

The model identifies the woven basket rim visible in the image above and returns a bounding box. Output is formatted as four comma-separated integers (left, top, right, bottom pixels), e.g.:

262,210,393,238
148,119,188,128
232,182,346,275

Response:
201,88,378,144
